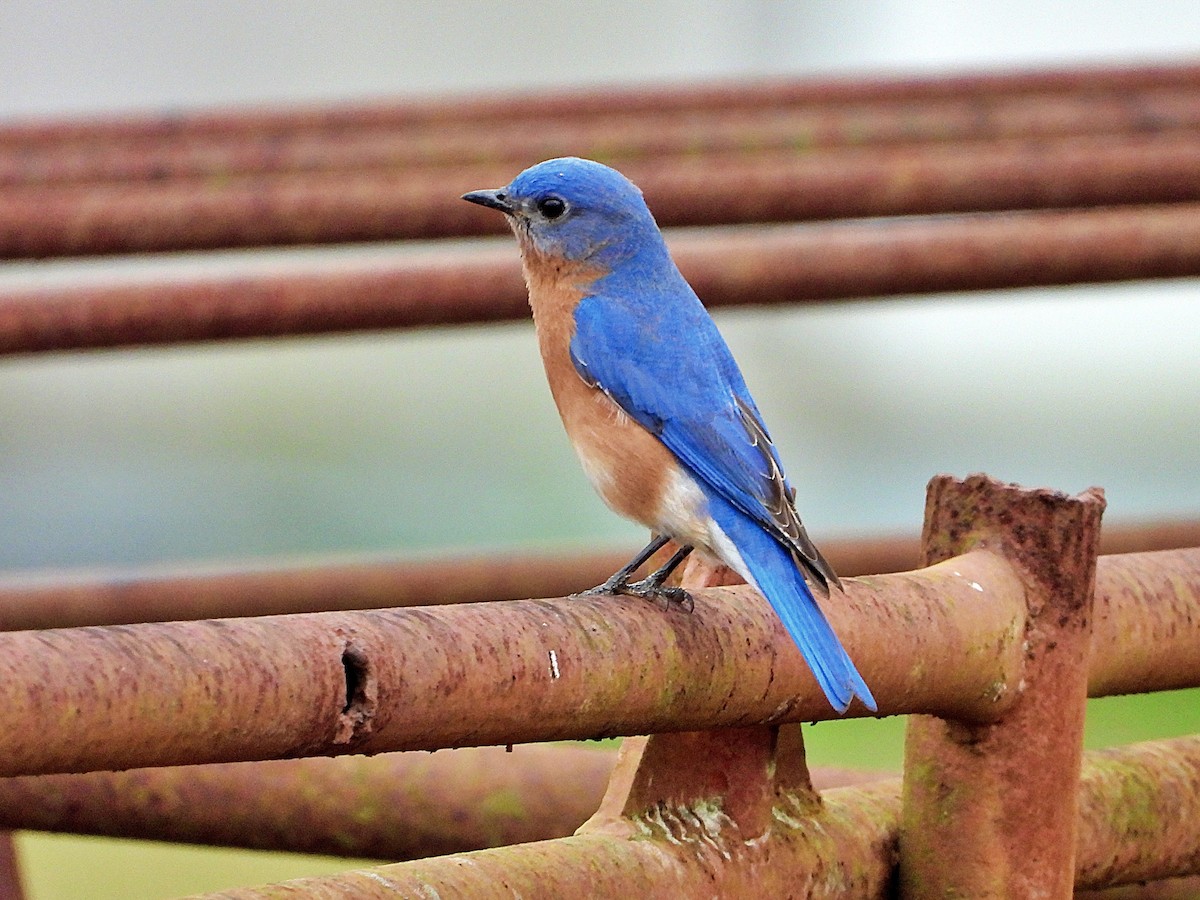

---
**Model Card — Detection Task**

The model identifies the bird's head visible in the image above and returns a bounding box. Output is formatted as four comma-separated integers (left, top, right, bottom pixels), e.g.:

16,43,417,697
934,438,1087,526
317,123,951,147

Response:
462,157,660,265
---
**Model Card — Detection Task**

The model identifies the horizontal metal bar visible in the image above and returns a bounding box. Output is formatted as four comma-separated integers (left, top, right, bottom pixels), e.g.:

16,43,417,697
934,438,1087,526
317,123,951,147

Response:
0,550,1028,776
189,735,1200,898
0,519,1193,631
0,745,887,857
0,546,1195,778
4,87,1200,186
2,60,1197,148
1089,548,1200,696
5,201,1200,353
3,132,1200,257
0,745,616,860
0,548,636,630
1076,737,1200,889
1077,877,1200,899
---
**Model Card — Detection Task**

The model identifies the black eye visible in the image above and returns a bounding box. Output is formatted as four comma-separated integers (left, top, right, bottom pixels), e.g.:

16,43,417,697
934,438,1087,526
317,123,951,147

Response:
537,196,566,220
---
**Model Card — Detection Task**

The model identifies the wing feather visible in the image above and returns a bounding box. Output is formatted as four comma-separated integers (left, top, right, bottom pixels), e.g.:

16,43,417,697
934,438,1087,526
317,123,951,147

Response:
570,292,839,592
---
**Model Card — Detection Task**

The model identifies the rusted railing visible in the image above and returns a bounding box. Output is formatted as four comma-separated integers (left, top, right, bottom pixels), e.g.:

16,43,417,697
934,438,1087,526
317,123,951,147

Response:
95,475,1189,899
1,62,1197,174
148,732,1200,898
1,519,1194,630
5,202,1200,354
4,136,1200,257
1,62,1200,257
0,518,1196,778
0,745,620,861
4,60,1197,149
2,60,1199,899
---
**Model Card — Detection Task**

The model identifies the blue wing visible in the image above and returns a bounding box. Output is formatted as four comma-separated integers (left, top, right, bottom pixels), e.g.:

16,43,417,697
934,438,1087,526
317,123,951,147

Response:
706,491,876,713
570,286,837,589
570,285,875,713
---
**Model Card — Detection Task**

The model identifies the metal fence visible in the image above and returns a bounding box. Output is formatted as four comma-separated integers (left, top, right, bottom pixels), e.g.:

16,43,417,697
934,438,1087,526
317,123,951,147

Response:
0,60,1198,899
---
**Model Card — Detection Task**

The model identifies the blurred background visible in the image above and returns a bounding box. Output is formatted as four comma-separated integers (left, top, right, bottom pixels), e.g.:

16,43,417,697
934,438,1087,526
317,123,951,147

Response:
2,2,1199,897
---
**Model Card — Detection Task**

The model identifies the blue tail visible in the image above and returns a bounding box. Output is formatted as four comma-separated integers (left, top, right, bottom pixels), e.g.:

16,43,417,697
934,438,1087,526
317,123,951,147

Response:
709,500,876,714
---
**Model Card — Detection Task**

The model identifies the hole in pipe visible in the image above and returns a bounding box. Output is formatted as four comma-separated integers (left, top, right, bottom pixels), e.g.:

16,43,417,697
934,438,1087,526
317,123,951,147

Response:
342,646,367,713
334,641,375,744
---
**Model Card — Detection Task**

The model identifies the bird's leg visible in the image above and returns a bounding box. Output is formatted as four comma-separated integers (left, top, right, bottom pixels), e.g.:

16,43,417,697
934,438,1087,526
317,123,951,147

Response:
623,544,695,612
577,537,697,612
576,533,671,597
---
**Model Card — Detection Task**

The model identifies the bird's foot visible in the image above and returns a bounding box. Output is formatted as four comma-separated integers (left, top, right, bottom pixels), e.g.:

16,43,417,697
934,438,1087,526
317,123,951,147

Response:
572,576,694,612
572,538,695,610
619,577,695,613
572,574,630,598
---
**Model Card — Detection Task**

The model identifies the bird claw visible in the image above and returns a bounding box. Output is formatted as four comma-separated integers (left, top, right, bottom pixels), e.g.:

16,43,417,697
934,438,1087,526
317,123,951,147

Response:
572,578,694,613
571,577,627,599
631,582,694,613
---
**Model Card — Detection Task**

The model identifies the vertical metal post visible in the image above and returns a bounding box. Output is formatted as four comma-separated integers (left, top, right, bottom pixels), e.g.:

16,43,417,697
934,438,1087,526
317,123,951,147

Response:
900,474,1105,897
582,552,811,835
579,553,829,895
0,833,24,900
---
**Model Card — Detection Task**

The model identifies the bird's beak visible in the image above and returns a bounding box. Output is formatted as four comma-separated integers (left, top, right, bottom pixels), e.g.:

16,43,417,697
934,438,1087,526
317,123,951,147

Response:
461,189,515,214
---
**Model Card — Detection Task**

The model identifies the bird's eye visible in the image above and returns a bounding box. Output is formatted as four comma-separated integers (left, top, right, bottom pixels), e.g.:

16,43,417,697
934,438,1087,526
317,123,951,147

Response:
537,196,566,220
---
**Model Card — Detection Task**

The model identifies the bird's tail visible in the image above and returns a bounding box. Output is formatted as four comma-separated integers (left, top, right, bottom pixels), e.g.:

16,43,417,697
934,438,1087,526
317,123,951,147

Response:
715,508,876,714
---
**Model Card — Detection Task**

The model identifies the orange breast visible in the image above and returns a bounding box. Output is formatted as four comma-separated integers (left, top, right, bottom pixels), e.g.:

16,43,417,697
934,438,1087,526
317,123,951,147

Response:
520,249,680,530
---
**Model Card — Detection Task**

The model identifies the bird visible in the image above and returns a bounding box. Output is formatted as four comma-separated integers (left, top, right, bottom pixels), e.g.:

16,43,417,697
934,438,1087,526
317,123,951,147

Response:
463,157,875,714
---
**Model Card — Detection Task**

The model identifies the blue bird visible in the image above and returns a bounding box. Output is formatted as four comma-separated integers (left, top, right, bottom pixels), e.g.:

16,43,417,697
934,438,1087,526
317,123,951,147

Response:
463,157,875,714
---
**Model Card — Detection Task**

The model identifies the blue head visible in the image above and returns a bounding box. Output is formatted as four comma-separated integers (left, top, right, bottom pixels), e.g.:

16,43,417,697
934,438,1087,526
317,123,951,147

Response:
462,157,664,266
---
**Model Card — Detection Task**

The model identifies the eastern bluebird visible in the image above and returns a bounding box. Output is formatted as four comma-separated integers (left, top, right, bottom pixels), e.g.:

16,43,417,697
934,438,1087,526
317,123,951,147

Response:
463,157,875,714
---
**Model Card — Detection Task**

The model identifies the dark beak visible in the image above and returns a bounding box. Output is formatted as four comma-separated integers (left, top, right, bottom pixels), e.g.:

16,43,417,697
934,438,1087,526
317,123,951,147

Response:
461,189,515,214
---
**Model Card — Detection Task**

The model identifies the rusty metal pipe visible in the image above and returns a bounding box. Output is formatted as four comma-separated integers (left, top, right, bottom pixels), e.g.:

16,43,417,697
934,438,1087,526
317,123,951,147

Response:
0,745,616,861
0,748,885,858
0,531,916,632
0,548,636,630
198,782,904,899
1078,878,1200,900
0,546,1192,779
3,132,1200,257
0,551,1027,777
901,476,1105,897
5,200,1200,354
0,834,20,900
3,61,1197,148
184,736,1200,898
1076,736,1200,889
5,88,1200,186
1090,548,1200,697
0,519,1192,632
